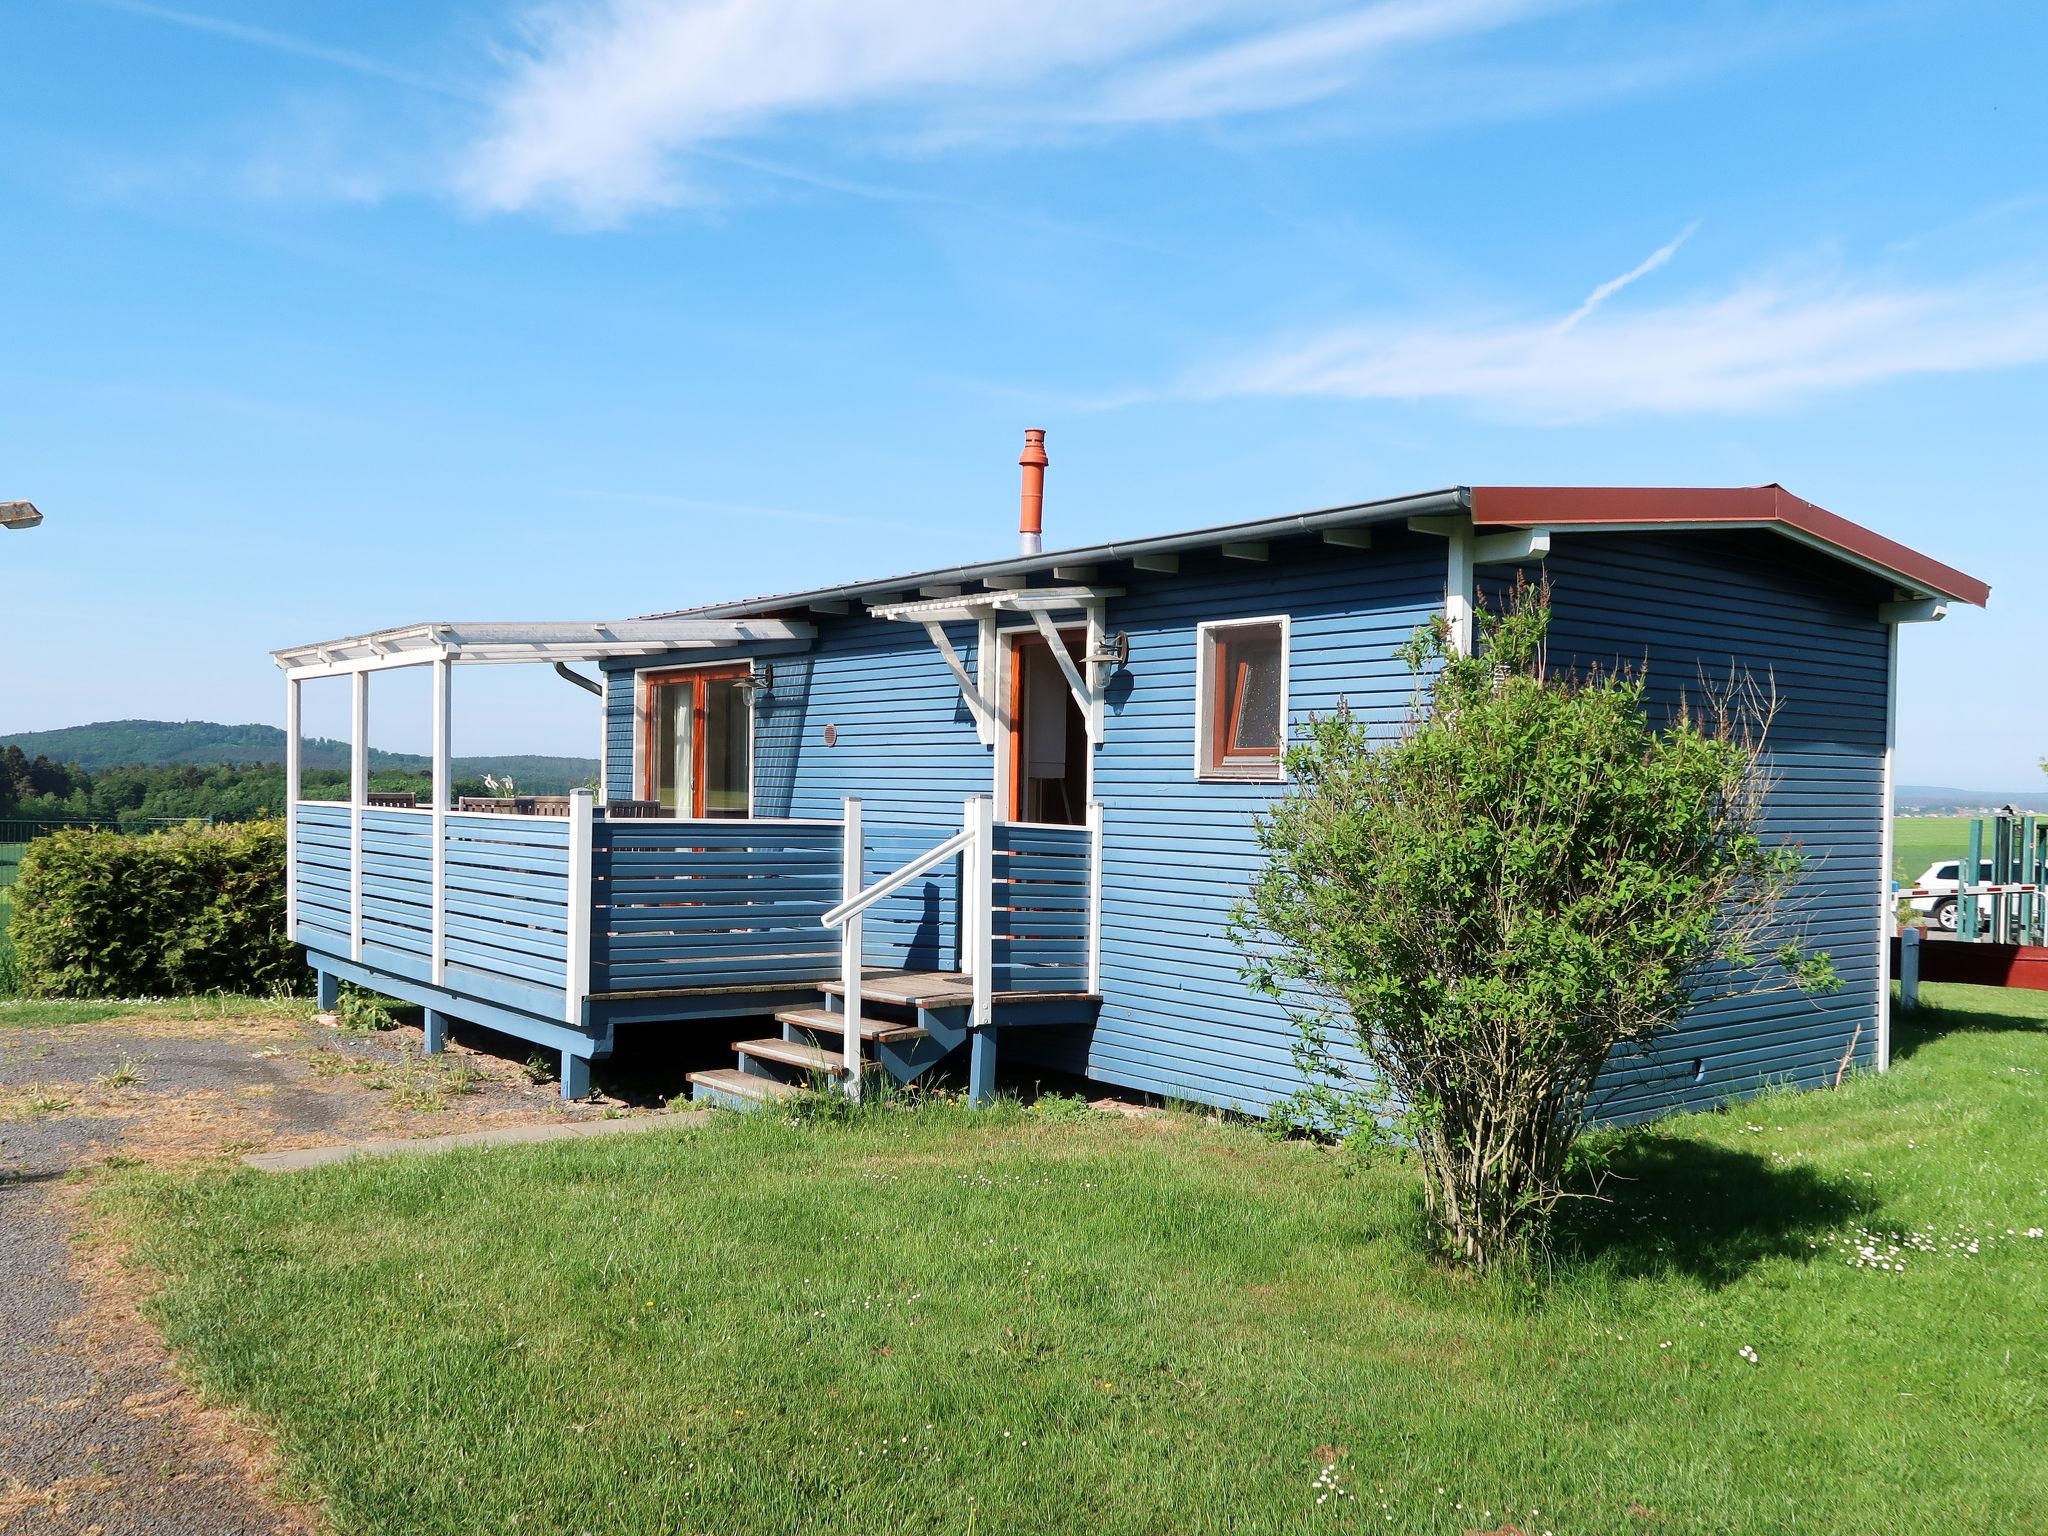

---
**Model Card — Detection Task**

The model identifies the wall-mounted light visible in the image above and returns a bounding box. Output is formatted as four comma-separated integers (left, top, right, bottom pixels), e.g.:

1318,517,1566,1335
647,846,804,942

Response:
0,501,43,531
736,661,775,701
1083,631,1129,669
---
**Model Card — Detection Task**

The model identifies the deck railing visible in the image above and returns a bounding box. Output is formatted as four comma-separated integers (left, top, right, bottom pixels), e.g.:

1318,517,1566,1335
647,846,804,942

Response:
591,816,844,994
290,792,1105,1032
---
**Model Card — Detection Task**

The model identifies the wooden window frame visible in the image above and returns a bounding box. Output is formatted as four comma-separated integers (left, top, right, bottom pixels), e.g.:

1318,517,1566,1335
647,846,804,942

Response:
1193,616,1289,783
635,662,755,819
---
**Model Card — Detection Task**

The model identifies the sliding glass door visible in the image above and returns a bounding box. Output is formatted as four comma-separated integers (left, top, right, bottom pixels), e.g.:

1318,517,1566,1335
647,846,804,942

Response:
642,667,752,818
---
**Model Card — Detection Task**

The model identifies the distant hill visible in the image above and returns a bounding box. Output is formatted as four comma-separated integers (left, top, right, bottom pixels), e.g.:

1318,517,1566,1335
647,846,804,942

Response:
1896,783,2048,815
1,720,596,793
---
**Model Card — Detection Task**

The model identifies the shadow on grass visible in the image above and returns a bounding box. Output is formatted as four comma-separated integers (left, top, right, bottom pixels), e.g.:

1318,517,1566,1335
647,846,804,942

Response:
1890,994,2048,1064
1551,1134,1860,1287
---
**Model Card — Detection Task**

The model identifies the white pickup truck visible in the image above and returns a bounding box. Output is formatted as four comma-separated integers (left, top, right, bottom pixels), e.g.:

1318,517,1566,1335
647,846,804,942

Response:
1904,860,1994,932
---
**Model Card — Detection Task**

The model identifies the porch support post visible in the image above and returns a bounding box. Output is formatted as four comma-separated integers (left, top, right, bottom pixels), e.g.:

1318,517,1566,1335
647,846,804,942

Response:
1445,521,1475,656
423,1008,448,1055
968,1025,997,1108
1086,799,1104,995
561,1051,591,1101
349,669,368,962
1083,601,1107,747
315,968,338,1012
564,789,593,1025
972,794,994,1029
284,673,301,941
431,654,450,985
840,797,863,1100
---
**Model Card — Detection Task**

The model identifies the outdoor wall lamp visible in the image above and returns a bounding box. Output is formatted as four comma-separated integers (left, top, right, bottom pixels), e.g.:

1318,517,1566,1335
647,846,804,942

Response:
1083,631,1130,669
0,501,43,531
737,662,774,701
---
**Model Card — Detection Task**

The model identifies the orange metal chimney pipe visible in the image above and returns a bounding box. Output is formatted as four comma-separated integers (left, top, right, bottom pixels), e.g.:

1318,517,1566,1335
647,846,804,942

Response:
1018,428,1048,556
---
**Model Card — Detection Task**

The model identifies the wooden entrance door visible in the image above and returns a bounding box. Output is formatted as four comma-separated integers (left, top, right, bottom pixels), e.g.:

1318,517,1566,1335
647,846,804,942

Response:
641,667,752,818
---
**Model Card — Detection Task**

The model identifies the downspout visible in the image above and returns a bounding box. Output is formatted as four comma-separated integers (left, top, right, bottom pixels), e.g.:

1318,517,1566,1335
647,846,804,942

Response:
552,662,602,696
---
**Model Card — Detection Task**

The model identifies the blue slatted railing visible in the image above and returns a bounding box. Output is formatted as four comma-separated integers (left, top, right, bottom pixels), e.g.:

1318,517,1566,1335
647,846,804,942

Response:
590,818,844,993
441,814,572,993
291,799,1101,1012
991,820,1094,993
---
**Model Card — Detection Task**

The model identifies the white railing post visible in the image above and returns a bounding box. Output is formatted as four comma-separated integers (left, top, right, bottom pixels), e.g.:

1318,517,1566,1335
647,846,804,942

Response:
431,655,451,985
1086,799,1104,995
564,789,593,1024
349,669,368,962
960,797,978,973
841,797,864,1100
972,795,994,1028
284,674,301,941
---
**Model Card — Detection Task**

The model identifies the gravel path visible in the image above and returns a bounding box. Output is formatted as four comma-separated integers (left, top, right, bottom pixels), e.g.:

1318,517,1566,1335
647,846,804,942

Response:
0,1005,648,1534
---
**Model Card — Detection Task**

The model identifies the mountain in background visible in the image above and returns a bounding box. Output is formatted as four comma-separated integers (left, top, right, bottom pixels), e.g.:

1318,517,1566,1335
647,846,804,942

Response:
1895,783,2048,814
1,720,596,793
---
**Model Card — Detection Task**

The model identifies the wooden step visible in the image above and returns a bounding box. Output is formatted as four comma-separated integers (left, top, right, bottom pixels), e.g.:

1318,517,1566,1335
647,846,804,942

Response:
818,969,975,1007
775,1006,928,1045
733,1036,850,1075
687,1068,804,1106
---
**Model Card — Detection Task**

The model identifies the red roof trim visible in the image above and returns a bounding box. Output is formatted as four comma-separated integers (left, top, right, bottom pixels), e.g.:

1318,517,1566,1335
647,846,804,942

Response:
1467,485,1990,608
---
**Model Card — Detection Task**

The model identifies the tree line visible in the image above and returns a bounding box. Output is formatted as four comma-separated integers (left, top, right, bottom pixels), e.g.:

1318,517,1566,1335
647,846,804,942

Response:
0,748,484,831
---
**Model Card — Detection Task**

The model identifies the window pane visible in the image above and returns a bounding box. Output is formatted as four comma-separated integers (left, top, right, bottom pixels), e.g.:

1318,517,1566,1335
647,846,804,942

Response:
1224,626,1283,754
703,678,751,818
649,683,692,811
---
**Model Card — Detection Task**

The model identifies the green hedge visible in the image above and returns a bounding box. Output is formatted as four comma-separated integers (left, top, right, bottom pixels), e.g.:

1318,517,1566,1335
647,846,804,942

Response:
9,819,301,998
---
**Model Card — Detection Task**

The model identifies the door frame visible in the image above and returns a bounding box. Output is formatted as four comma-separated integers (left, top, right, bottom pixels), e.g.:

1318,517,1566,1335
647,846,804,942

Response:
634,661,756,818
997,621,1091,824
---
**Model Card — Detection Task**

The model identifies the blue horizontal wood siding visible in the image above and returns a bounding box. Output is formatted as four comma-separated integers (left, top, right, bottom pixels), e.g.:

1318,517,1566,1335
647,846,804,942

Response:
1010,532,1446,1112
1504,531,1890,1121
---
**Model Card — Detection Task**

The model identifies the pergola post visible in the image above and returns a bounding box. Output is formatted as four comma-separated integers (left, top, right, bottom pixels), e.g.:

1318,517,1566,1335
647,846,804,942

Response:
349,669,368,962
283,674,301,940
431,654,451,985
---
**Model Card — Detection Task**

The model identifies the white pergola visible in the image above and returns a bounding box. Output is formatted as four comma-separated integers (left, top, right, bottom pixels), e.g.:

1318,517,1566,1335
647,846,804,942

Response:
272,617,816,949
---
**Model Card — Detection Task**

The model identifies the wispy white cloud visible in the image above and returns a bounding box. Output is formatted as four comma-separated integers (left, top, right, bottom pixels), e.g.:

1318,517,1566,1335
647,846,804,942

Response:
69,0,474,101
1177,244,2048,418
1068,0,1570,126
1553,220,1698,332
457,0,1566,221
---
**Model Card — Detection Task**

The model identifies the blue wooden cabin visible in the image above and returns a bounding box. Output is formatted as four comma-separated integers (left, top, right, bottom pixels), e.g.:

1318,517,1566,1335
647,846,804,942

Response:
274,476,1987,1119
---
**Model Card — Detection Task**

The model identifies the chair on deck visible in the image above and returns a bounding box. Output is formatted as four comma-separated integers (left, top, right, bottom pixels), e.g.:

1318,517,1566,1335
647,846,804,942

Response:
601,800,663,819
457,796,519,813
521,796,573,817
365,791,418,809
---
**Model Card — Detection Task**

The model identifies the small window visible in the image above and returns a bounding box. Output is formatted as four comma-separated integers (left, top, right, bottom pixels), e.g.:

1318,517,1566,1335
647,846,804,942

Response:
1198,618,1288,781
1936,863,1959,881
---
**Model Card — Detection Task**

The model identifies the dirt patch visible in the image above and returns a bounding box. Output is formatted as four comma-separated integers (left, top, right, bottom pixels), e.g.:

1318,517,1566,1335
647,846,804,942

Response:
0,1000,669,1534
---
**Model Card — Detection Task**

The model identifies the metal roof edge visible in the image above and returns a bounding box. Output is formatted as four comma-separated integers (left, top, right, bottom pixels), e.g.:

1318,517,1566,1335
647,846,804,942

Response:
643,487,1471,620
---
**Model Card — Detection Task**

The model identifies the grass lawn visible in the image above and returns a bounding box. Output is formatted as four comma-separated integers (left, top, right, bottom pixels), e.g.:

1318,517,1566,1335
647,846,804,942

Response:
108,984,2047,1535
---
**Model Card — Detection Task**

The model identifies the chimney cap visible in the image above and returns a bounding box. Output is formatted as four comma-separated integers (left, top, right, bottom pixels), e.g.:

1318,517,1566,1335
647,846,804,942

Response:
1019,428,1048,468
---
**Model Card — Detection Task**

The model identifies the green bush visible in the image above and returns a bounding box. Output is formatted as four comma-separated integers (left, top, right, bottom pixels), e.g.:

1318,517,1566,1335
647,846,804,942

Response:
9,819,302,998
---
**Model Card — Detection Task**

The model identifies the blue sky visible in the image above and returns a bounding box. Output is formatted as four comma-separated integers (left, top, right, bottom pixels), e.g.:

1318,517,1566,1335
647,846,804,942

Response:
2,0,2043,784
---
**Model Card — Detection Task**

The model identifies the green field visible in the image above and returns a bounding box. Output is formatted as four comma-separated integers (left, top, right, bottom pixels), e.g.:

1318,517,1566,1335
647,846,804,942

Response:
1892,815,1977,885
108,981,2048,1535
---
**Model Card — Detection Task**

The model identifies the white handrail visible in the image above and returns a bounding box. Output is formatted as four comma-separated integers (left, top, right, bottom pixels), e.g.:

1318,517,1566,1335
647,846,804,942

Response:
820,825,975,929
